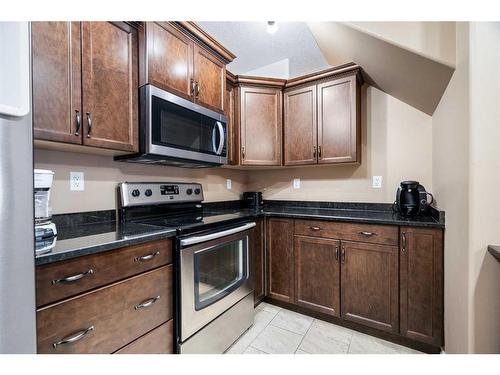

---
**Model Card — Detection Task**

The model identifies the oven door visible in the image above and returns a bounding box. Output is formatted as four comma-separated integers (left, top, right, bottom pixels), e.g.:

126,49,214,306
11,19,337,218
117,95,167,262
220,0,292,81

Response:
179,222,255,342
144,85,227,165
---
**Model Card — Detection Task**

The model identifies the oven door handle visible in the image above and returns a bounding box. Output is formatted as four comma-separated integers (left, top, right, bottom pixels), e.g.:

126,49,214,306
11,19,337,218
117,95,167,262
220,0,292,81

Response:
180,222,256,247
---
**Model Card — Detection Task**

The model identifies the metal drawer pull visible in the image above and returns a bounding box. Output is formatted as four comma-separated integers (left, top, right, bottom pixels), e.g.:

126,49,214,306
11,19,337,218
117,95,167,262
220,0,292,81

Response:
309,226,321,231
402,232,407,253
134,295,160,310
53,325,95,348
359,231,376,237
134,251,160,262
51,269,94,285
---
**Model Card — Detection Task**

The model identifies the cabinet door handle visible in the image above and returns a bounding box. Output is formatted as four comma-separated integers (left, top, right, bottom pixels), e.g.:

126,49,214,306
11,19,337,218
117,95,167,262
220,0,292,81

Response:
134,251,160,262
52,325,95,348
402,232,407,253
74,110,81,136
313,146,317,158
359,231,376,237
335,245,339,261
190,78,195,97
309,226,321,231
86,112,92,138
51,269,94,285
341,247,346,263
318,145,322,158
241,146,245,160
195,81,200,98
134,295,160,310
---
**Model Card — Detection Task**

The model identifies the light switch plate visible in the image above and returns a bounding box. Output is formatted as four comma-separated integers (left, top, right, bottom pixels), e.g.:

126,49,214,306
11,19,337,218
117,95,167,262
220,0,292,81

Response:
226,179,232,190
70,172,85,191
293,178,301,189
372,175,382,189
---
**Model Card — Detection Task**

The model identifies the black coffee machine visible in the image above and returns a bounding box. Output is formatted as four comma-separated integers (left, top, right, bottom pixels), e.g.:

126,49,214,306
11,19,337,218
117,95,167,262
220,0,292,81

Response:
394,181,434,217
243,192,263,208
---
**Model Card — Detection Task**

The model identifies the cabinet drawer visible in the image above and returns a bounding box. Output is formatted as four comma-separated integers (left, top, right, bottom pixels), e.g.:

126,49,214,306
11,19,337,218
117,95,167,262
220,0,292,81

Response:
115,320,173,354
36,240,172,307
37,265,173,354
294,220,398,246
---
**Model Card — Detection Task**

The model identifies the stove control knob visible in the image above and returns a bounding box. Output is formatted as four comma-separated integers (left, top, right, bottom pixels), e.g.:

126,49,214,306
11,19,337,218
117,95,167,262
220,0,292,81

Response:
186,188,193,195
194,188,201,195
145,189,152,197
131,189,140,197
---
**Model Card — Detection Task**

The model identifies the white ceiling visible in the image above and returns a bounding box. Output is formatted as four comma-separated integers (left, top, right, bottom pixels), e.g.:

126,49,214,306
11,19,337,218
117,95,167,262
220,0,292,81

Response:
197,22,330,78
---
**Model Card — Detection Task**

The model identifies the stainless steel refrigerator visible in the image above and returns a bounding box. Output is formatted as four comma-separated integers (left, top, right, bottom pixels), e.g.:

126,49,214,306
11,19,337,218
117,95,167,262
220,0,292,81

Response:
0,21,37,353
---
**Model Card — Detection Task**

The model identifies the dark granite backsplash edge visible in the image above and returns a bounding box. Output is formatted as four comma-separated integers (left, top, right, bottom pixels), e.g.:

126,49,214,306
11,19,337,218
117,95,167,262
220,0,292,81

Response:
52,209,117,228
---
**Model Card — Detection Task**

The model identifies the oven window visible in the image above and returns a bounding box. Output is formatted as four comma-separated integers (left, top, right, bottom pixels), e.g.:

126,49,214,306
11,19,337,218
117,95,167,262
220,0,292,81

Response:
193,236,248,310
151,96,226,156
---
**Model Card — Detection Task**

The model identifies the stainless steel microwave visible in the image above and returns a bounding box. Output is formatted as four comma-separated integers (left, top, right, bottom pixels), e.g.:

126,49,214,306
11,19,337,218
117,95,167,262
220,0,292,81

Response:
115,84,227,168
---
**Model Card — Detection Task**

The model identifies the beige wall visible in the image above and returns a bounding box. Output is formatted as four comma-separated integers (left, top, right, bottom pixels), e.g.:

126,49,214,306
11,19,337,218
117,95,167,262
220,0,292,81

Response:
432,22,471,353
34,149,248,214
247,86,433,202
468,22,500,353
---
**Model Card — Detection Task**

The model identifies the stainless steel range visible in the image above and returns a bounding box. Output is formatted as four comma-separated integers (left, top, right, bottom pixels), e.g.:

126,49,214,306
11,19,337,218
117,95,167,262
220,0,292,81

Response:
118,182,255,354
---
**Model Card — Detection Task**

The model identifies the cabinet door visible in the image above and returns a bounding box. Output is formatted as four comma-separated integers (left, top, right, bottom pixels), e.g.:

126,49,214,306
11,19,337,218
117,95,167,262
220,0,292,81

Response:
224,80,237,165
145,22,193,100
32,22,82,144
239,86,282,166
284,85,317,166
193,44,225,113
317,75,359,164
253,219,266,305
400,227,443,346
295,236,340,316
266,218,294,303
340,241,399,333
81,22,138,152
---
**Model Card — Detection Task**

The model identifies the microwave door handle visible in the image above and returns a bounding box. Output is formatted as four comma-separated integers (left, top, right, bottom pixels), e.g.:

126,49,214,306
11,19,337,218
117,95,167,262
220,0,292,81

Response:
212,125,217,153
180,222,256,247
216,121,225,155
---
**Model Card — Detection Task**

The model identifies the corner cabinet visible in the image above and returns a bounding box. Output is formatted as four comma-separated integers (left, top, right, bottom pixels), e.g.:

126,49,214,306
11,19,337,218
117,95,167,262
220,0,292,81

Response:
32,22,139,153
284,70,361,166
140,22,233,114
236,79,285,166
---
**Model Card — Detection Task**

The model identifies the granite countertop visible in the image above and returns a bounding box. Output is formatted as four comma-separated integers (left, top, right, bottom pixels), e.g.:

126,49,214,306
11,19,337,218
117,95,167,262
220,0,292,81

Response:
488,245,500,261
36,200,444,266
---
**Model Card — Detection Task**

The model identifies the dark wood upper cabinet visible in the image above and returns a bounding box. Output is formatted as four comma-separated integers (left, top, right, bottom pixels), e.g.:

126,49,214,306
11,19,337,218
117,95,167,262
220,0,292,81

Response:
266,218,294,303
253,218,265,305
294,235,340,317
140,22,233,114
318,74,360,164
284,84,317,166
238,85,283,166
340,241,399,333
32,22,82,144
400,227,443,347
142,22,193,100
81,22,138,152
32,21,138,153
193,44,225,112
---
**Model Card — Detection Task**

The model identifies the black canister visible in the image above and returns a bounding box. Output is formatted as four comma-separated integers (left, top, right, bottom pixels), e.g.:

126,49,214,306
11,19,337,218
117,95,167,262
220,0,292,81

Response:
242,192,263,208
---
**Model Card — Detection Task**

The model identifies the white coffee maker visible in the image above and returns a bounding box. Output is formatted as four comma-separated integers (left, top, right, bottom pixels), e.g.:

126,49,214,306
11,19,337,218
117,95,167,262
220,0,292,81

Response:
34,169,57,254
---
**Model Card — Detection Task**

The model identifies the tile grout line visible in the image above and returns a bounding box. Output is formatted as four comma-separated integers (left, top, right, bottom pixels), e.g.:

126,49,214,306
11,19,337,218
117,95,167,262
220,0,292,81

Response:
244,305,281,353
294,318,315,353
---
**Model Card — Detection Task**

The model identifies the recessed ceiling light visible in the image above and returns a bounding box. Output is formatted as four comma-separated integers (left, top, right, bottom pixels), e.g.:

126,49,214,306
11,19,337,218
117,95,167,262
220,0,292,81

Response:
267,21,278,35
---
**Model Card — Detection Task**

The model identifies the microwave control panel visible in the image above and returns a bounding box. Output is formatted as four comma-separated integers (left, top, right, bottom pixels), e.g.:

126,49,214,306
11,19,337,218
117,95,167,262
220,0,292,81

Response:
119,182,203,207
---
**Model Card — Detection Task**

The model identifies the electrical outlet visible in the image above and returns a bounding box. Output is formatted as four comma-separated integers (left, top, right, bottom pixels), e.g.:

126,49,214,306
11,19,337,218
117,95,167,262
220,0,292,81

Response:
293,178,301,189
226,179,232,190
70,172,85,191
372,175,382,189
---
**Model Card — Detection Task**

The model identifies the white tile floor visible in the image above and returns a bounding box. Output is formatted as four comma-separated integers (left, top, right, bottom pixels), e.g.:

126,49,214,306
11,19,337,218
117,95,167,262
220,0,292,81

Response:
226,302,423,354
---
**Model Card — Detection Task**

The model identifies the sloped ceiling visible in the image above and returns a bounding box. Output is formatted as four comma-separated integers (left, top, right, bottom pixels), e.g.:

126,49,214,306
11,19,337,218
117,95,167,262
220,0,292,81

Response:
307,22,455,115
197,22,330,78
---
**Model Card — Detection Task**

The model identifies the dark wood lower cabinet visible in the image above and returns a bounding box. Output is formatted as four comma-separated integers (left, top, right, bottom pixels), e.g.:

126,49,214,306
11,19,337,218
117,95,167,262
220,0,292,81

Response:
253,218,265,305
266,218,294,303
340,241,399,333
115,320,173,354
400,227,444,346
294,236,340,316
